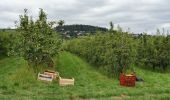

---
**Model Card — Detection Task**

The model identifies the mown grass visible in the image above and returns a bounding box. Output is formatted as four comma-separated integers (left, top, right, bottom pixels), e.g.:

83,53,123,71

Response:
0,52,170,100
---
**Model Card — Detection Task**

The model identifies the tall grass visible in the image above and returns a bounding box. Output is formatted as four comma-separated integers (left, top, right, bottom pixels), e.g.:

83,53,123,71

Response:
0,52,170,100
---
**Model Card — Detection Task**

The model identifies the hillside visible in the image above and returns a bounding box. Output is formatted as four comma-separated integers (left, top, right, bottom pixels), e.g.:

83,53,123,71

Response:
0,52,170,100
55,24,108,38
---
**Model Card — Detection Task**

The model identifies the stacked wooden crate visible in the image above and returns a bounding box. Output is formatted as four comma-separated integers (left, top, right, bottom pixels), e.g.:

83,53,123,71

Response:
38,70,75,86
44,70,59,79
38,70,59,82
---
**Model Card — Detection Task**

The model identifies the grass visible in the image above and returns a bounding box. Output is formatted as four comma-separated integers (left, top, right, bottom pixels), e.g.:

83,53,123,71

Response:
0,51,170,100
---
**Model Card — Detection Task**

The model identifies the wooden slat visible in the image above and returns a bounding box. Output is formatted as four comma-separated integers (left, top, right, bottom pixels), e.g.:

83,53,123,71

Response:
59,77,74,86
38,73,53,82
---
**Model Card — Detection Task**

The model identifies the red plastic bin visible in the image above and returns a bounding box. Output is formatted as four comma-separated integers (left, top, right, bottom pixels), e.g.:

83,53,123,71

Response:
120,73,136,87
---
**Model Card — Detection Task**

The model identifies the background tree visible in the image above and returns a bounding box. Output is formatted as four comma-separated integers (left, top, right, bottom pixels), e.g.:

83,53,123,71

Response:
58,20,65,26
109,21,114,31
156,28,161,35
117,24,122,32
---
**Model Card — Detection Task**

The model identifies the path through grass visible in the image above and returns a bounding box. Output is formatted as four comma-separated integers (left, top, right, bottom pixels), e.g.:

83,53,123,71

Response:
0,52,170,100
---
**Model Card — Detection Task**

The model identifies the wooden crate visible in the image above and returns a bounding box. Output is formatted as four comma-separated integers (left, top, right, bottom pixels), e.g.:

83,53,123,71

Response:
44,70,56,73
59,77,74,86
38,73,53,82
44,70,59,79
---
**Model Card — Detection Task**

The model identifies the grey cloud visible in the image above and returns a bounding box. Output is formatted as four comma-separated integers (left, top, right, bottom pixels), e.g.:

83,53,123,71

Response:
0,0,170,34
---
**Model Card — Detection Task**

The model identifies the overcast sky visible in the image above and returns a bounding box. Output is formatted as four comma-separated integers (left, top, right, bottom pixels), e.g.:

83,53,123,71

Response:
0,0,170,34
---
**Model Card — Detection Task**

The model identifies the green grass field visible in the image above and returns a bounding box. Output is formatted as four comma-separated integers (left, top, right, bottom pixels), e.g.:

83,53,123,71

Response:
0,52,170,100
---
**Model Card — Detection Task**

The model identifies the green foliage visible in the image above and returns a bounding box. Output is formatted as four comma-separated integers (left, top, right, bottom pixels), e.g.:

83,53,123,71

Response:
64,29,170,76
11,9,62,67
0,31,19,56
0,52,170,100
0,34,5,55
136,34,170,71
57,20,65,26
64,31,136,78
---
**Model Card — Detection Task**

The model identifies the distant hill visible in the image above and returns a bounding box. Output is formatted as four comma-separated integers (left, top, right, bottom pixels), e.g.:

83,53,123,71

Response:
55,24,108,38
0,29,16,33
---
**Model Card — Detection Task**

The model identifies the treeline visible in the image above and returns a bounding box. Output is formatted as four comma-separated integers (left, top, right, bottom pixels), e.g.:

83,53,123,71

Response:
64,31,170,77
0,31,17,56
0,28,17,56
55,24,108,38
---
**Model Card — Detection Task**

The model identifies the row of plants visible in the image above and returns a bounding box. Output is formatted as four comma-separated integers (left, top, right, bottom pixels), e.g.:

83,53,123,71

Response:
0,31,17,56
63,31,137,78
137,34,170,71
63,31,170,78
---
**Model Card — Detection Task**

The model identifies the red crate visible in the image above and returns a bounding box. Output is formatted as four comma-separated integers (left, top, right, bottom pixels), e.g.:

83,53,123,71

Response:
120,73,136,87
